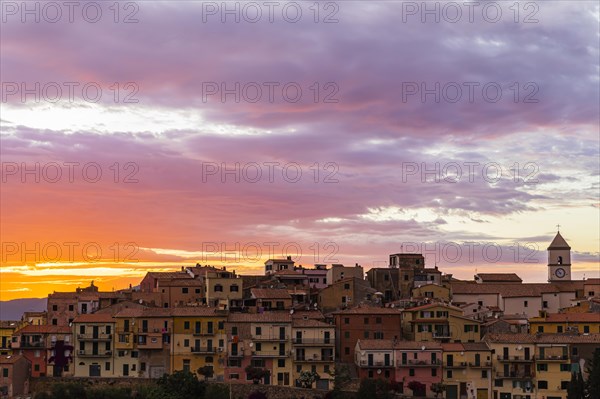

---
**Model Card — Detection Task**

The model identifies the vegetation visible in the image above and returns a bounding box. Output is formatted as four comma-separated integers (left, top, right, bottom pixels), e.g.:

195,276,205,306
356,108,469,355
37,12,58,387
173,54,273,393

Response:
567,370,585,399
586,348,600,399
297,370,320,388
356,378,393,399
197,365,214,381
244,365,271,384
325,365,352,399
407,380,426,397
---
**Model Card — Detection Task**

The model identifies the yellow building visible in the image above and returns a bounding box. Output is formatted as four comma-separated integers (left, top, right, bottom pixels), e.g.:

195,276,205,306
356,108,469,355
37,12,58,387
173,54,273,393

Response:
529,312,600,334
402,303,482,342
172,307,228,380
114,308,173,378
72,314,116,377
411,284,451,301
0,321,19,355
291,317,334,390
441,342,492,399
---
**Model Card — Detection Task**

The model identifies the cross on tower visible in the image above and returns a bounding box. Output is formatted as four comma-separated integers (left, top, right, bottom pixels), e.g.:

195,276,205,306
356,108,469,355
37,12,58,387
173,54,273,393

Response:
556,224,561,232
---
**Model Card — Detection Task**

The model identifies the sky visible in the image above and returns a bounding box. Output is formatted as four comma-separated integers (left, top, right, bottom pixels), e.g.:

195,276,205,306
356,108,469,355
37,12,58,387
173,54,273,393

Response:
1,1,599,300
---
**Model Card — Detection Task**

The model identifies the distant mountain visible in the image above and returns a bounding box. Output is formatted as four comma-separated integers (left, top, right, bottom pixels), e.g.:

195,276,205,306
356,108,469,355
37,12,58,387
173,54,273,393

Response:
0,298,47,320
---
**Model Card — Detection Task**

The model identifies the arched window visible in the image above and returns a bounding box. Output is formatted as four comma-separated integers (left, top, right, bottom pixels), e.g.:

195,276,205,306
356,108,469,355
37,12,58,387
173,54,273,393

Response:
557,256,563,265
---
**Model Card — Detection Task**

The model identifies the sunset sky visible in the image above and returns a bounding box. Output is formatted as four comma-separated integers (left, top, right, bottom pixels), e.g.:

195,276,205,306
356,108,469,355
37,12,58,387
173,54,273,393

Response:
1,1,599,300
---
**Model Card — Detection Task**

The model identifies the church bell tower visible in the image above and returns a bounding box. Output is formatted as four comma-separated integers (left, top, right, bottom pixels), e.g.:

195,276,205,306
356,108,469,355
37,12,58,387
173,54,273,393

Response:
548,229,571,282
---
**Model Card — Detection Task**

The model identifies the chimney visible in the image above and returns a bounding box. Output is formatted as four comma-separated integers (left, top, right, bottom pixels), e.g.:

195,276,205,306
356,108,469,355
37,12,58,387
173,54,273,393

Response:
287,256,292,260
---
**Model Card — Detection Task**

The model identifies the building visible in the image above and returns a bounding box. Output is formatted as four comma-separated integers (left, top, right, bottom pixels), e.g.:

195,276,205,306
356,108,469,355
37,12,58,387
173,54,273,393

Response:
326,264,364,285
367,253,426,300
0,321,18,356
249,288,293,312
441,342,492,399
11,325,72,377
171,307,228,380
333,306,403,363
265,257,295,275
291,316,334,390
482,314,529,335
402,303,482,343
295,264,328,289
411,284,450,301
199,267,243,309
528,312,600,334
318,277,375,314
114,307,173,378
72,314,116,377
475,273,523,284
0,355,30,398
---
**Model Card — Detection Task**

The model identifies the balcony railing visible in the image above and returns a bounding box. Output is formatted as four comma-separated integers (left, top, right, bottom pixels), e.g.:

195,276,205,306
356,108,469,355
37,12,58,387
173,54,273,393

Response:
251,350,289,358
397,359,442,367
77,350,112,357
446,361,468,368
496,372,534,379
432,333,451,339
295,355,334,362
77,333,112,341
469,361,492,368
497,355,534,362
253,335,289,341
359,360,394,368
17,341,45,349
191,347,216,354
292,338,333,345
537,354,568,361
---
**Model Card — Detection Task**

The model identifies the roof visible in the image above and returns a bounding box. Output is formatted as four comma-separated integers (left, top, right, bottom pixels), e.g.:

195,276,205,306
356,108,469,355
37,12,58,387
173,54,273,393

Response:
441,343,464,351
332,306,403,315
227,312,291,323
452,282,564,297
405,302,463,312
584,278,600,285
159,279,203,287
530,313,600,323
548,232,571,250
291,310,325,320
462,342,491,351
145,271,192,280
15,325,71,334
475,273,522,283
484,333,600,344
0,321,19,328
0,355,27,364
292,318,332,328
251,288,291,299
73,314,115,323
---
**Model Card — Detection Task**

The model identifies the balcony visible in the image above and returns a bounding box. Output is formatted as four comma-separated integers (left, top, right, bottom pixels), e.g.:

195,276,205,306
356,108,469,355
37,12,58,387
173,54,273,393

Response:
358,360,394,368
537,354,568,361
446,361,468,369
496,372,534,379
469,361,492,368
77,333,112,341
397,359,442,367
295,355,334,363
254,335,289,342
292,338,334,346
497,355,534,362
432,332,451,339
77,350,112,357
191,346,216,354
251,350,289,358
14,341,45,349
192,330,215,336
228,352,244,358
137,336,164,350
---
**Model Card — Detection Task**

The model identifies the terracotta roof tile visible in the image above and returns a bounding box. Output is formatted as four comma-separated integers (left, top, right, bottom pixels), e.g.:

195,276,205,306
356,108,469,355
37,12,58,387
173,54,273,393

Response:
475,273,522,282
0,355,27,364
228,312,291,323
251,288,291,299
530,313,600,323
73,314,115,323
16,325,71,334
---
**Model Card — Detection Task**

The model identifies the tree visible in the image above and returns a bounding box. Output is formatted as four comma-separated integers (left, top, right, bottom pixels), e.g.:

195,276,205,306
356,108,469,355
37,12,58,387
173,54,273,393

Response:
407,380,426,397
247,391,267,399
205,384,230,399
431,383,447,399
357,379,377,398
298,370,320,388
327,365,352,399
197,365,214,381
154,370,206,399
567,371,585,399
245,365,270,384
586,348,600,399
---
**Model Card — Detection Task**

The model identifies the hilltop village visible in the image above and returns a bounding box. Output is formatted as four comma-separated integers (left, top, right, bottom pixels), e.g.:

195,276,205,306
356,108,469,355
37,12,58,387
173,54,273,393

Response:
1,232,599,399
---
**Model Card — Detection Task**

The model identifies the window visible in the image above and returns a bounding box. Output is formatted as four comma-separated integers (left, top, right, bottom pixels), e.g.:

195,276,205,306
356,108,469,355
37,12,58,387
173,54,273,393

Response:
561,381,569,390
131,351,138,358
80,325,85,334
375,317,382,324
344,283,350,290
543,301,548,308
560,364,570,372
255,343,262,351
296,365,302,372
409,369,415,376
344,331,350,339
34,364,40,371
494,379,503,387
232,327,238,335
537,326,544,333
105,362,110,371
184,321,190,330
404,274,409,281
255,327,262,336
229,373,239,380
195,289,201,294
524,301,528,307
384,274,389,281
53,305,58,311
69,305,74,311
2,368,8,377
481,370,488,378
364,317,369,325
537,364,548,371
183,359,190,373
344,347,350,355
478,301,483,306
584,326,590,333
218,321,224,330
364,331,369,339
538,381,548,389
447,370,452,378
278,359,285,367
184,339,189,347
344,318,349,324
141,362,146,371
52,319,57,325
374,332,384,339
230,285,239,292
556,325,564,333
214,284,223,292
182,288,188,294
431,368,437,377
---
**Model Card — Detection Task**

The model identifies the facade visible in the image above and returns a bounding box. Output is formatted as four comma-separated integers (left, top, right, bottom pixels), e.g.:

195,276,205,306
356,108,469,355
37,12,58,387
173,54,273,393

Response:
529,312,600,334
72,314,116,377
0,321,18,356
264,257,295,275
11,325,73,377
0,355,30,398
402,303,482,343
291,317,334,390
318,277,375,314
442,342,492,399
171,307,228,380
326,264,364,285
333,306,403,363
411,284,450,301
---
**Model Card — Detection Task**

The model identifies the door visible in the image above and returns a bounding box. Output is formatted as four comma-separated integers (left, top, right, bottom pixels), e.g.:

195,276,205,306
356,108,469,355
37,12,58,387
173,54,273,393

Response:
296,331,302,344
324,331,330,344
93,326,99,339
446,385,458,399
447,354,454,367
279,327,286,340
123,364,129,376
524,347,530,360
368,354,374,366
89,364,101,377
